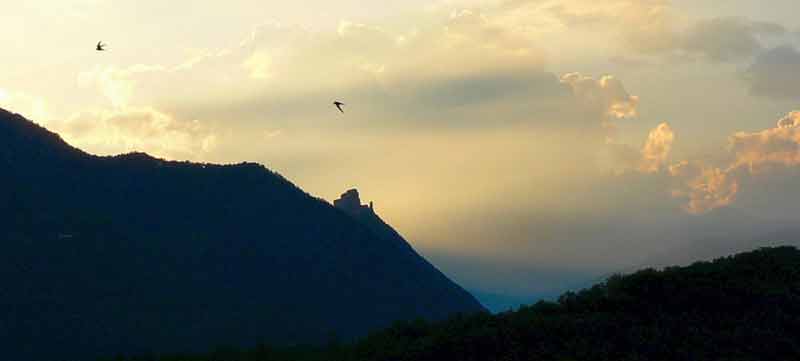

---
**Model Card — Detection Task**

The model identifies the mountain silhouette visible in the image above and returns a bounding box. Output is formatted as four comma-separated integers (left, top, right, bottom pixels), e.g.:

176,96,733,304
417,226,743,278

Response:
0,108,485,361
112,246,800,361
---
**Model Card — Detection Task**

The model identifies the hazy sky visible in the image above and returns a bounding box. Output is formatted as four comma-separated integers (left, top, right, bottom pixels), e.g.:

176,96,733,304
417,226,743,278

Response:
4,0,800,307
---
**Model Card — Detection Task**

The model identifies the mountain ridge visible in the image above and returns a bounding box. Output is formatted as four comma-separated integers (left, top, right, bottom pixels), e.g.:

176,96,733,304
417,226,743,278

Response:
0,107,485,361
101,246,800,361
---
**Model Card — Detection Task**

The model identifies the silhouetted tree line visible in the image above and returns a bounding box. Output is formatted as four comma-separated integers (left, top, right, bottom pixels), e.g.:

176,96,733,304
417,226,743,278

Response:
102,247,800,361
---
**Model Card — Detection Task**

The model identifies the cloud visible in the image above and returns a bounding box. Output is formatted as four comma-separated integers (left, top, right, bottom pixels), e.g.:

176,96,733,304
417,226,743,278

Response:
539,0,784,63
0,89,50,121
5,7,581,164
7,0,800,306
603,122,673,175
243,51,273,79
12,1,794,223
560,73,639,126
669,111,800,214
616,1,677,55
60,8,564,135
640,122,674,173
0,86,217,161
57,107,217,160
624,15,785,62
444,9,535,53
6,6,647,177
744,46,800,99
729,111,800,172
62,65,223,160
505,0,676,55
669,161,739,215
681,17,784,62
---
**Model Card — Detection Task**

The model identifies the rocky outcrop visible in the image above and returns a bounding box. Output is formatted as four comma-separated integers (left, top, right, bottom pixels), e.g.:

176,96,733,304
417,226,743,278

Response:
334,188,374,217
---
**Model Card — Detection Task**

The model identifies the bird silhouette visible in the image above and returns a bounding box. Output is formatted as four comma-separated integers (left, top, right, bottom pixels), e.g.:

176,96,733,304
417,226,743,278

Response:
96,41,106,51
333,101,345,113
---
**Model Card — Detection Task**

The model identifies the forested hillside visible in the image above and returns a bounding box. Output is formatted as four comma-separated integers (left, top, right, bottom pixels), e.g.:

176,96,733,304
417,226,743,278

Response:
106,246,800,361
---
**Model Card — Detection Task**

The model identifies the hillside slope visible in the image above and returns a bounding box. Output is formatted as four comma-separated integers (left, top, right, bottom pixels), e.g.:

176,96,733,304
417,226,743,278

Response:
0,108,484,361
114,246,800,361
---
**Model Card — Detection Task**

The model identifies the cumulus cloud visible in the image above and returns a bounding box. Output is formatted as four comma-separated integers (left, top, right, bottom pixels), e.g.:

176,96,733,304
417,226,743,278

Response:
560,73,639,128
58,107,217,160
640,122,674,173
744,46,800,99
669,161,739,215
1,86,217,161
68,64,223,160
604,122,673,174
670,111,800,214
729,111,800,171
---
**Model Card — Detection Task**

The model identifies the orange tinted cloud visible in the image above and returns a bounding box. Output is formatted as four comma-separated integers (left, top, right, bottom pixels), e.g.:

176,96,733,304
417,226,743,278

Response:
670,111,800,214
729,111,800,172
669,161,739,214
639,122,674,173
560,73,640,124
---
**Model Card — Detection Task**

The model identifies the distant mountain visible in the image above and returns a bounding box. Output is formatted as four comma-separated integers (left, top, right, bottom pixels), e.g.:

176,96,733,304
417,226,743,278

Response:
0,108,484,361
467,290,553,313
638,221,800,270
124,246,800,361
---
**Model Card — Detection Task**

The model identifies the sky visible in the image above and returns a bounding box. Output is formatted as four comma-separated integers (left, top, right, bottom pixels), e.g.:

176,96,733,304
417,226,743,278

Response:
3,0,800,310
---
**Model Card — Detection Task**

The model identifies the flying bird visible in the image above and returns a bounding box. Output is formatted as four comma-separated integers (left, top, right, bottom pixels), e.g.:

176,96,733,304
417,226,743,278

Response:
96,41,106,51
333,101,345,113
